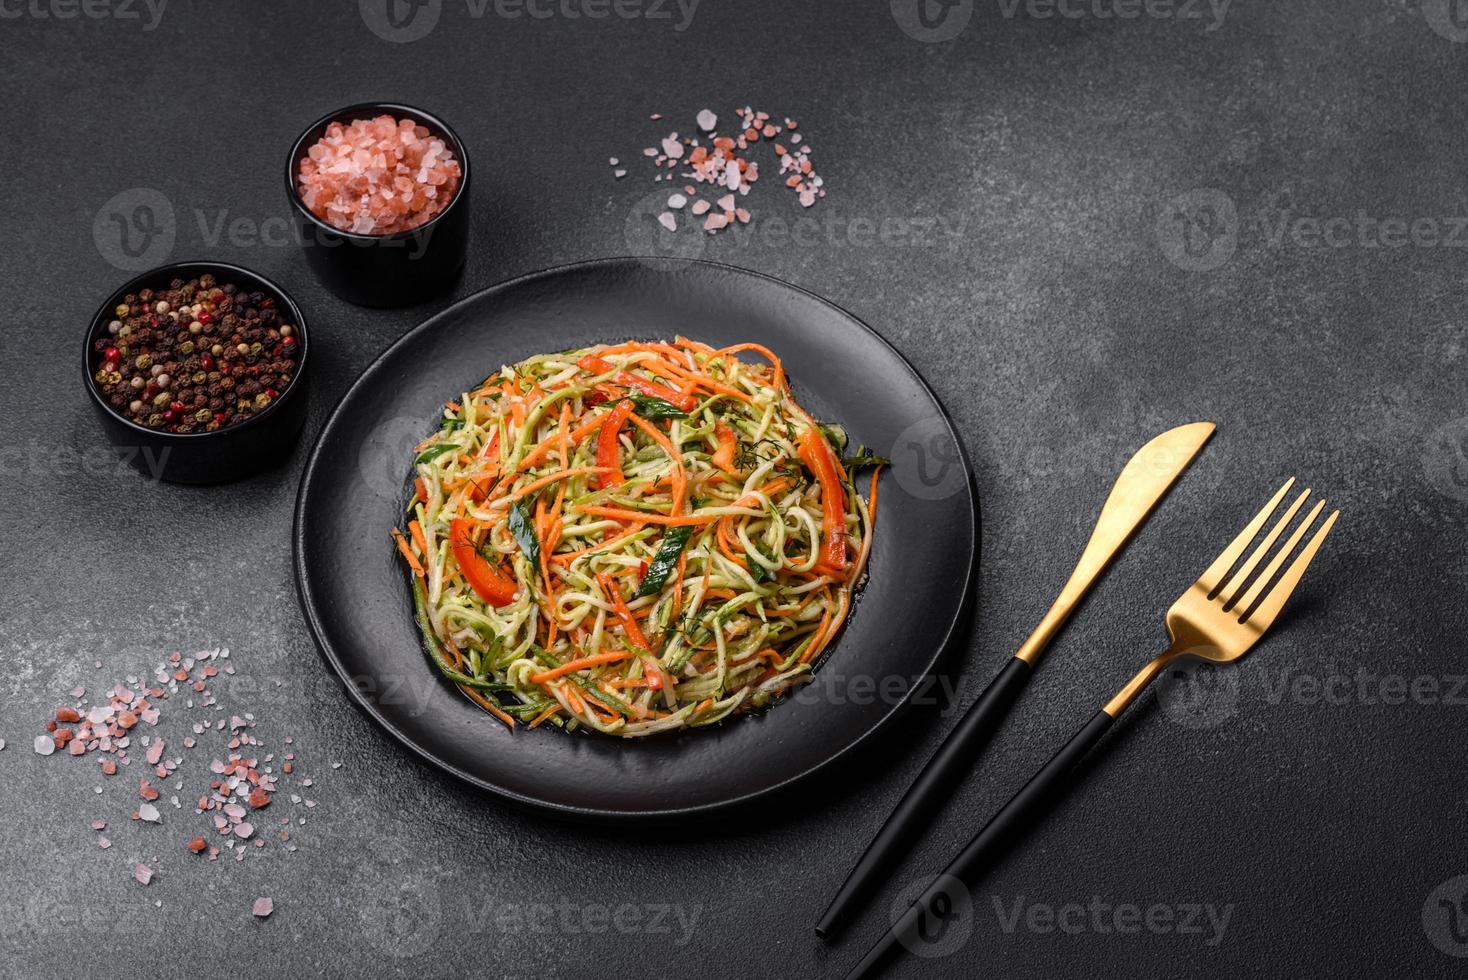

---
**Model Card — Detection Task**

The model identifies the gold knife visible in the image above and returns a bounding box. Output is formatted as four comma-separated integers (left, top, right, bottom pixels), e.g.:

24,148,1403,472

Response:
815,421,1216,941
1015,420,1217,664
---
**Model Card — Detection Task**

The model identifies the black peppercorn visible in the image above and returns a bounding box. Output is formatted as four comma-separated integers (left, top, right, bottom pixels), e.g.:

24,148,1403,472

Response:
91,275,299,434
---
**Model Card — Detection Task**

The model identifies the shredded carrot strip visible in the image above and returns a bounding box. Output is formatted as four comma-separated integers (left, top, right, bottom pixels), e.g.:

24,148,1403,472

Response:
596,572,652,653
551,523,647,564
392,529,424,577
408,519,429,558
530,651,633,684
462,687,515,730
485,466,611,509
528,703,561,728
628,414,687,515
714,342,788,390
575,506,723,526
717,516,750,571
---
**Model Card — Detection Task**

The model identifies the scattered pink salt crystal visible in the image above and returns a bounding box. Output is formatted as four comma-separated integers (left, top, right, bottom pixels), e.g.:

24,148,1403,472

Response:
615,106,826,234
138,802,161,823
691,200,711,216
253,897,274,919
657,212,677,232
97,837,111,849
704,213,729,232
133,863,153,885
33,735,55,756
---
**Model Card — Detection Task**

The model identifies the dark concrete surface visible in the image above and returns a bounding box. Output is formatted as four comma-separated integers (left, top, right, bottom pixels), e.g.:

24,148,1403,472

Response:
2,1,1466,977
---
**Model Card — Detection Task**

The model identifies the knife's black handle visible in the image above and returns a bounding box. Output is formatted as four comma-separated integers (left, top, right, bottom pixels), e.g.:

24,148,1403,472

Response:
842,709,1116,980
815,656,1033,941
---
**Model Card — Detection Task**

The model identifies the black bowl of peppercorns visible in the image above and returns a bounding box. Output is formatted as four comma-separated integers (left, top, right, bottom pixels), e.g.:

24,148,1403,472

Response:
83,261,310,484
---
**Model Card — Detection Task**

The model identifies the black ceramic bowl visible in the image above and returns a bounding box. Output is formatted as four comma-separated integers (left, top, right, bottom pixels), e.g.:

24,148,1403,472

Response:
286,102,472,308
83,261,311,485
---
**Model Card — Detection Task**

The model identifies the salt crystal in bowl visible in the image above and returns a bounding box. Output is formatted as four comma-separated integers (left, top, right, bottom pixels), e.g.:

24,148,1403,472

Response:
286,103,471,308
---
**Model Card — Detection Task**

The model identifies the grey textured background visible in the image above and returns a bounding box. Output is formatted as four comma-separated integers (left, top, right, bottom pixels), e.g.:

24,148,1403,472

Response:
2,1,1467,977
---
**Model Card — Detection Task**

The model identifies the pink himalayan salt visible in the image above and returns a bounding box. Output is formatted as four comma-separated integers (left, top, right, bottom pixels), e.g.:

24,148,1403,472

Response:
297,114,462,236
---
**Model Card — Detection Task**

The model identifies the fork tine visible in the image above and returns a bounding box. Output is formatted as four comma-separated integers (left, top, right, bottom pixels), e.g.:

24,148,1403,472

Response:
1198,477,1295,595
1240,506,1339,628
1219,487,1311,607
1232,498,1325,616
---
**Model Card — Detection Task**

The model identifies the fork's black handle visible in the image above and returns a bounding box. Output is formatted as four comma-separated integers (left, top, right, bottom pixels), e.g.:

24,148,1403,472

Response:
842,709,1116,980
815,656,1034,941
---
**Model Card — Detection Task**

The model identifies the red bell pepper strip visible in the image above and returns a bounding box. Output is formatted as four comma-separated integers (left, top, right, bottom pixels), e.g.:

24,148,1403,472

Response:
450,518,518,606
711,422,738,474
615,372,697,411
595,399,636,489
596,572,652,654
577,354,696,411
797,427,849,571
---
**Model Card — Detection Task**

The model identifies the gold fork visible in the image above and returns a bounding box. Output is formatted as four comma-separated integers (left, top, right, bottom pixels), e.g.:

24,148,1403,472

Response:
845,478,1341,980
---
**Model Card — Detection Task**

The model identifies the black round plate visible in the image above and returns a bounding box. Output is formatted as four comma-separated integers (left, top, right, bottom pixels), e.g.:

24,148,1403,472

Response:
293,258,977,820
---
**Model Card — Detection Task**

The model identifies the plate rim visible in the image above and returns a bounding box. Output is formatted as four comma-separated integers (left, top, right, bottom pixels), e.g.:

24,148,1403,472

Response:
291,256,980,820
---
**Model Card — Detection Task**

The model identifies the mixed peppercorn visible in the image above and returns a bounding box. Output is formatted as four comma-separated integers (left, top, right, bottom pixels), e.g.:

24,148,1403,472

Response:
92,274,300,434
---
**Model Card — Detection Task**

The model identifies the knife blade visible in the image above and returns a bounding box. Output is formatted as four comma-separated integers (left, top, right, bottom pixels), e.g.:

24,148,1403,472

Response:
1015,420,1216,664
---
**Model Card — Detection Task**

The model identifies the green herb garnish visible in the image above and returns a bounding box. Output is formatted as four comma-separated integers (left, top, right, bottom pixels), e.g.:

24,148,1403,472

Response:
635,525,694,598
509,499,540,568
414,443,460,464
629,395,688,420
841,446,892,470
